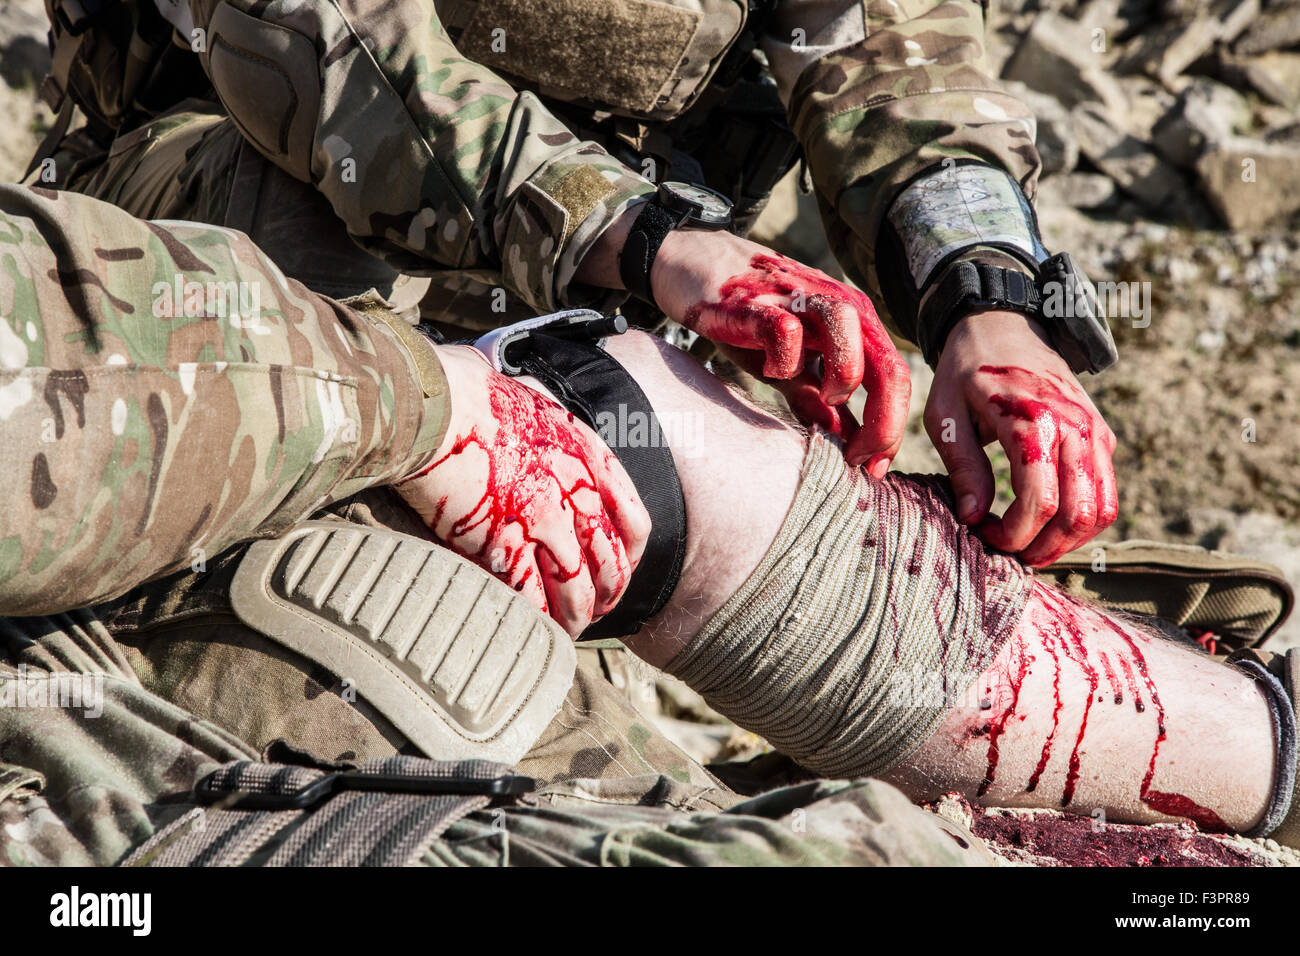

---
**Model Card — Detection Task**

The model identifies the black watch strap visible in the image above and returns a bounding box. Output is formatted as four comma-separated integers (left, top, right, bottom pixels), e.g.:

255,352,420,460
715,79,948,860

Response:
918,261,1041,366
619,200,679,311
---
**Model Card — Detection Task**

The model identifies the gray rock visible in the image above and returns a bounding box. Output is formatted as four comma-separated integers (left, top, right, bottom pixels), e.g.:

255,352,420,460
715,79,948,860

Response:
1116,8,1235,82
1118,0,1260,82
1038,170,1118,208
1152,77,1250,168
1072,102,1192,212
1195,136,1300,230
1001,80,1078,175
1214,0,1266,46
1118,74,1178,141
1241,51,1300,108
1234,0,1300,55
1266,121,1300,145
1074,0,1156,49
1003,12,1128,115
0,0,51,87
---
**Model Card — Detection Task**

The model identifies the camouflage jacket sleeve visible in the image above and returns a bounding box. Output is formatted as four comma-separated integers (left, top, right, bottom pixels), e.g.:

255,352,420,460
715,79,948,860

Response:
0,185,449,616
762,0,1042,343
185,0,653,316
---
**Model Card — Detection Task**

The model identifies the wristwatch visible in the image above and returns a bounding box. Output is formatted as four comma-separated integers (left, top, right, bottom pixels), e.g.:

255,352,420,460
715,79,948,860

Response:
619,181,734,310
918,252,1119,375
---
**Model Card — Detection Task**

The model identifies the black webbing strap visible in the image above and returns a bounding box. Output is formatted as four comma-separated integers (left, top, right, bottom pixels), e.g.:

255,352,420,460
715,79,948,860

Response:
510,331,688,640
918,260,1043,366
121,751,531,867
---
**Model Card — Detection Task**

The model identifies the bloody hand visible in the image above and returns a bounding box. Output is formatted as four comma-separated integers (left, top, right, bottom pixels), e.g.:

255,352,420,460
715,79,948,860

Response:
651,232,911,479
925,310,1117,566
396,346,650,635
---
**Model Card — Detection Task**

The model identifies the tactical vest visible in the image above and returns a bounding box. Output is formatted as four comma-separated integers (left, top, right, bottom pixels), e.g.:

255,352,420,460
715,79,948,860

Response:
436,0,748,123
457,0,801,246
33,0,210,182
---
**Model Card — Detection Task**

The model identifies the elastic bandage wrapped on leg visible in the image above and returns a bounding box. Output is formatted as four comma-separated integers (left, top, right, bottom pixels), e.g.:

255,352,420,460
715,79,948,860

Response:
665,432,1032,778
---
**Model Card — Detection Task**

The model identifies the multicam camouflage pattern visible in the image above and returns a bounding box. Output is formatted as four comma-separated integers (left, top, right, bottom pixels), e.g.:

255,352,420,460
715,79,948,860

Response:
38,0,1039,344
0,603,991,866
93,489,739,800
0,610,256,867
184,0,654,316
790,0,1043,340
71,102,413,306
0,184,448,616
429,775,993,865
0,0,1047,866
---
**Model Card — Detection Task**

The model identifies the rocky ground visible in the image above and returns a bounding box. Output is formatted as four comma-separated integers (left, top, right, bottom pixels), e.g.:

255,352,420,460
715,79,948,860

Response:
2,0,1298,865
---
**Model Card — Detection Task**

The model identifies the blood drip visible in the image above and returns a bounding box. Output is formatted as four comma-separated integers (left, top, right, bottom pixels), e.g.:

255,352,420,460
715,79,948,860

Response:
1097,649,1125,705
1039,589,1100,806
1024,624,1062,794
1018,584,1228,831
1093,610,1229,832
1117,655,1145,713
977,633,1033,797
408,373,625,607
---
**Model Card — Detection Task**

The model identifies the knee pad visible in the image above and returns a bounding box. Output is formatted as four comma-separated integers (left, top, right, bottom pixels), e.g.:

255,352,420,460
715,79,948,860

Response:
664,432,1033,778
226,521,576,765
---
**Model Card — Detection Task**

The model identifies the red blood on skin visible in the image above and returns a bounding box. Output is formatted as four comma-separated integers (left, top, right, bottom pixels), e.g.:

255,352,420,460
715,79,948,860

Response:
980,365,1095,474
1025,623,1063,794
407,373,627,607
977,632,1034,798
1097,649,1125,705
1037,585,1229,831
986,395,1062,466
1117,654,1145,713
975,582,1229,831
1039,590,1101,806
685,253,896,395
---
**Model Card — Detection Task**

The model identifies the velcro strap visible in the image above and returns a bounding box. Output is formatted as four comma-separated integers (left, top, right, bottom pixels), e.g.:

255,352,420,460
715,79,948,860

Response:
919,260,1042,365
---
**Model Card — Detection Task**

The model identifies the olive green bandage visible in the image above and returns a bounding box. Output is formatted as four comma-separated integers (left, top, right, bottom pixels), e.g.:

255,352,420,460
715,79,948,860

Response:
665,433,1032,779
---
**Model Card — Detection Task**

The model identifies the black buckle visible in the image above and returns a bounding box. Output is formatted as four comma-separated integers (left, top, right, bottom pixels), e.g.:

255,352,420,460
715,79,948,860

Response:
499,313,627,376
195,769,537,811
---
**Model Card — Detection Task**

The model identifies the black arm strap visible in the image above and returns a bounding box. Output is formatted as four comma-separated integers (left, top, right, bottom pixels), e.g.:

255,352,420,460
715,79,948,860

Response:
918,261,1042,366
618,201,678,311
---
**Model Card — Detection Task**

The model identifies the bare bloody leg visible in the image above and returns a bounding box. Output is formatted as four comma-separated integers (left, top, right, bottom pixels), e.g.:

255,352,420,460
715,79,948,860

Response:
547,331,1278,832
886,578,1277,833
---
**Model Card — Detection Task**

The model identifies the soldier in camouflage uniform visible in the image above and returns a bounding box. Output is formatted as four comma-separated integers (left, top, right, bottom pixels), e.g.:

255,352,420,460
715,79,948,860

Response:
4,182,1298,864
0,183,993,866
32,0,1119,568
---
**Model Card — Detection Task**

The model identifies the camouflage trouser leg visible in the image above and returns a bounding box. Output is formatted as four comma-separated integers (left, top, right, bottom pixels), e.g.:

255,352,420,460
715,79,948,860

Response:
94,489,742,808
56,102,540,335
0,589,991,866
55,99,406,305
0,613,256,866
426,777,992,866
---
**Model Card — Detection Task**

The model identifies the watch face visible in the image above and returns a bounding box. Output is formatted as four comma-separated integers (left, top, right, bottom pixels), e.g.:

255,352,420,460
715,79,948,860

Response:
660,181,733,227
